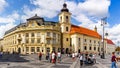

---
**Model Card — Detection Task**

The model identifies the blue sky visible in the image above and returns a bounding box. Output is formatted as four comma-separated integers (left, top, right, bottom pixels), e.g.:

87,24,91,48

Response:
0,0,120,45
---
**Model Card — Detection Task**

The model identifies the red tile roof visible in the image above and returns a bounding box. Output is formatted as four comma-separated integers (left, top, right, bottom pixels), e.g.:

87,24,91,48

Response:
106,39,115,45
70,25,101,39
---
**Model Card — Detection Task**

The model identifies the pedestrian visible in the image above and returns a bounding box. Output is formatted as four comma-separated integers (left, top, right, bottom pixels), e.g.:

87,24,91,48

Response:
38,52,42,61
111,52,117,68
79,54,84,67
46,52,49,60
72,52,75,61
57,51,61,63
92,54,96,63
51,51,56,64
49,52,52,63
0,52,3,58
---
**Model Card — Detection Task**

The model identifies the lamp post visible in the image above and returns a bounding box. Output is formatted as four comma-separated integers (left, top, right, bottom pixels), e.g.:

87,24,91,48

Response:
101,17,107,59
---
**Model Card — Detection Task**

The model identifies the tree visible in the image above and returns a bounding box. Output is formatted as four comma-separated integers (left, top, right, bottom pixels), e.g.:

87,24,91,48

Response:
115,46,120,51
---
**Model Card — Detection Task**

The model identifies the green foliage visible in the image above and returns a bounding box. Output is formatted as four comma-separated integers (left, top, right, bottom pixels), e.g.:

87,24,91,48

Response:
115,46,120,51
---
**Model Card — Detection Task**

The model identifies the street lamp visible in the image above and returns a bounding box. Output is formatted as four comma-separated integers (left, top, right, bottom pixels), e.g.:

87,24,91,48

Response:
101,17,107,59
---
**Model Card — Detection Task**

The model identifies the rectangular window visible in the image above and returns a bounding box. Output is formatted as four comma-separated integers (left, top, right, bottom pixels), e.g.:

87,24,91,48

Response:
66,38,69,41
37,47,40,52
53,39,56,44
31,39,34,43
94,40,96,43
53,33,55,37
53,47,56,51
37,39,40,43
26,39,29,43
47,48,50,52
26,33,29,37
84,39,87,42
31,33,34,37
37,32,40,37
90,40,91,43
31,47,35,52
26,47,29,52
94,47,96,50
47,40,51,44
47,32,50,36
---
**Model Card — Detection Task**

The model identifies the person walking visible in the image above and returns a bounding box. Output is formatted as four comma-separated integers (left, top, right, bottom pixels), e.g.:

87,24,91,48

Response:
79,54,84,67
57,51,61,63
38,52,42,61
51,51,56,64
111,52,117,68
72,52,75,61
46,52,49,60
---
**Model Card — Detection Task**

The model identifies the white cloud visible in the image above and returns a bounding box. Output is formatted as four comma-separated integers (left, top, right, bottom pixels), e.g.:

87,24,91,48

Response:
0,12,19,38
21,0,64,21
0,23,16,38
0,0,8,13
0,12,19,24
107,24,120,44
77,0,110,17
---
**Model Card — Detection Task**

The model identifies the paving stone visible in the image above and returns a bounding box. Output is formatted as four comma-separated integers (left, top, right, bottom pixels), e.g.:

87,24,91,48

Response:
7,66,32,68
52,65,70,68
29,63,44,66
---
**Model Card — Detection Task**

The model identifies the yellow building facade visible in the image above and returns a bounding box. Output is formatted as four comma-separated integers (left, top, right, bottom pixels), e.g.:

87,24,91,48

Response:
2,3,107,54
3,14,61,54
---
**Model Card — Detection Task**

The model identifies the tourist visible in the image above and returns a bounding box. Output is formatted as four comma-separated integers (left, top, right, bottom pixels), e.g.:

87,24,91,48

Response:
79,54,84,67
72,52,75,61
111,52,117,68
51,51,56,64
46,52,49,60
57,51,61,63
38,52,42,61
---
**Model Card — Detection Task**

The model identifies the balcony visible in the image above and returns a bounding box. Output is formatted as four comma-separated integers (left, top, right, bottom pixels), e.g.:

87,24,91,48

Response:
46,36,52,39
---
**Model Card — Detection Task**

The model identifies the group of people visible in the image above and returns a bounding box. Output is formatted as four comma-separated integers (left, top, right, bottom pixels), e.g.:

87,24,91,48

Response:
38,51,119,68
38,51,62,64
78,53,96,67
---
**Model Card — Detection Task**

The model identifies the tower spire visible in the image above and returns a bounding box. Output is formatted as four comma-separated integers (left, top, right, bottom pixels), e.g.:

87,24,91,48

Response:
61,3,69,12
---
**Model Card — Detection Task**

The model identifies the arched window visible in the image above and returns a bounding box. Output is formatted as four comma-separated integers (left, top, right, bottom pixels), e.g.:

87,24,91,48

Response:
60,16,62,21
66,27,68,31
84,46,87,50
89,47,92,50
66,16,69,22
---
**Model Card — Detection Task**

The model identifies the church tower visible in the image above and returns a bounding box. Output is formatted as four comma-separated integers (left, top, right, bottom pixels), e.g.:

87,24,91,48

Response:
94,26,97,32
59,3,72,54
59,3,71,33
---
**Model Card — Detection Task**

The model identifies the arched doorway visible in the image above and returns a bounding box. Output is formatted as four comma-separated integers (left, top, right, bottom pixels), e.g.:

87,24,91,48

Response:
18,48,21,54
66,48,69,54
78,49,80,53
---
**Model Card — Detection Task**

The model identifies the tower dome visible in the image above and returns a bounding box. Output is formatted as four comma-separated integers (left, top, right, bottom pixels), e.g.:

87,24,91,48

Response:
61,3,69,12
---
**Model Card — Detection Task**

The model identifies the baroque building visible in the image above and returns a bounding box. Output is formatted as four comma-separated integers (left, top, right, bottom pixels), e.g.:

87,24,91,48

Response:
2,3,106,54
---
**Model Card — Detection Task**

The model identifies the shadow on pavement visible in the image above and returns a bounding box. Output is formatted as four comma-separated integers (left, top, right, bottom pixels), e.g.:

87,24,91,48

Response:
0,54,29,62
